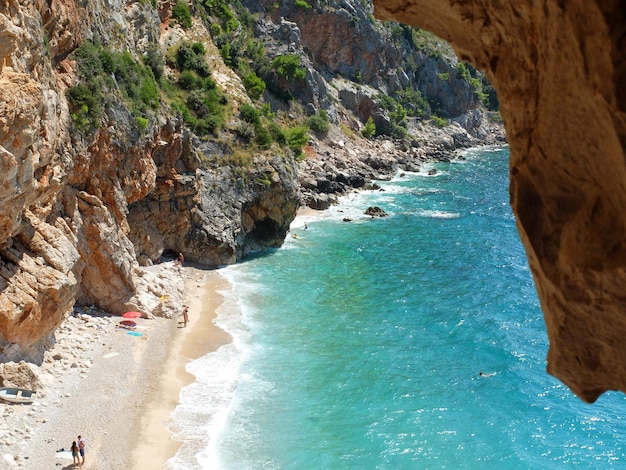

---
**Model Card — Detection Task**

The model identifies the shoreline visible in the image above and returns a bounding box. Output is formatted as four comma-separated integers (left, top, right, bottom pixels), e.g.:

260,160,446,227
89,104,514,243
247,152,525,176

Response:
129,267,232,469
0,143,507,469
0,265,232,469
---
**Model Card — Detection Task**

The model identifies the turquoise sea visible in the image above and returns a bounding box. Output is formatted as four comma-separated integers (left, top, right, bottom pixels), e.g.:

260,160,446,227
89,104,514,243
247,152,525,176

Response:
167,146,626,469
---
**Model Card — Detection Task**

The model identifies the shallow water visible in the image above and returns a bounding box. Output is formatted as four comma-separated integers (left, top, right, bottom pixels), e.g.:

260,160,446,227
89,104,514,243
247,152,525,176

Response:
168,146,626,469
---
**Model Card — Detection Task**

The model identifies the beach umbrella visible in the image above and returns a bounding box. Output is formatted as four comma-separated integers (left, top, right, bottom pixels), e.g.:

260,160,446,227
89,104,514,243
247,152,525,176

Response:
122,311,142,319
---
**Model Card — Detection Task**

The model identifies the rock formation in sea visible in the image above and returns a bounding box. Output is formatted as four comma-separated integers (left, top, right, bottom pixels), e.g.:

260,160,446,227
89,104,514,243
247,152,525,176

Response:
374,0,626,402
0,0,504,379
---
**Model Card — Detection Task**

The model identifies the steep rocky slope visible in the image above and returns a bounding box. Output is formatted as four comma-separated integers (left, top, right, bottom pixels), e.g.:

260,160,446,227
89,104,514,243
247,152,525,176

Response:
0,0,502,368
374,0,626,402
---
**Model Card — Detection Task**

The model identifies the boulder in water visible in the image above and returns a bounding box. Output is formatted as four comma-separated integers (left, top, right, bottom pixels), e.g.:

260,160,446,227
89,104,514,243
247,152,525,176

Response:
365,206,388,217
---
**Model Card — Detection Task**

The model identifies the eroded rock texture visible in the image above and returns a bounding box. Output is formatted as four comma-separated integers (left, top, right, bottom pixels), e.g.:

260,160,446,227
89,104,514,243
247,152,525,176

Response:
374,0,626,402
0,0,299,363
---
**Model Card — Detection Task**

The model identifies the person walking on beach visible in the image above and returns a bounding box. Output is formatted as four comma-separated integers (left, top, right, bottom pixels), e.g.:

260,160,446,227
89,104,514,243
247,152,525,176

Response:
77,435,85,467
182,305,189,327
71,440,80,468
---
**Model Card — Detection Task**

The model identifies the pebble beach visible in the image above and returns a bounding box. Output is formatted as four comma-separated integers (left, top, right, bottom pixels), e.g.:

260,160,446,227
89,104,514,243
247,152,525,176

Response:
0,265,228,469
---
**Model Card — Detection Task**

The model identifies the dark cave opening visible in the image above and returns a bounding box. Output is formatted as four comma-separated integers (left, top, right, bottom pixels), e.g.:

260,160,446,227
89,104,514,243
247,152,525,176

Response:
247,218,283,245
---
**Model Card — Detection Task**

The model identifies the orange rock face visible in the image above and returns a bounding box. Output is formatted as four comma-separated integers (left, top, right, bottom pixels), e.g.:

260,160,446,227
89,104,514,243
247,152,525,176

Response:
374,0,626,402
0,0,302,362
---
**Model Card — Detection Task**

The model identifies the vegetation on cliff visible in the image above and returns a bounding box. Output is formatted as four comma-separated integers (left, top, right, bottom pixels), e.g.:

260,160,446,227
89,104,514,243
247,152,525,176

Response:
0,0,504,359
67,0,499,145
61,0,503,270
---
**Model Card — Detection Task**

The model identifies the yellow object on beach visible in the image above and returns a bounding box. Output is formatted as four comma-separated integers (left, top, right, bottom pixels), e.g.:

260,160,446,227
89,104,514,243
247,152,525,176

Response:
160,294,169,302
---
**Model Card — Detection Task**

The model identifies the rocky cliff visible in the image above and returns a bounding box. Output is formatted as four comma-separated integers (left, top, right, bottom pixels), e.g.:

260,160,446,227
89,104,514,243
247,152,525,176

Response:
374,0,626,402
0,0,502,367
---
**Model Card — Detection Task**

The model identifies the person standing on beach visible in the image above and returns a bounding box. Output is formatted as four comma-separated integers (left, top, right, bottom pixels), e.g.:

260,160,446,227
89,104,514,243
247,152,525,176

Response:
71,440,80,468
182,305,189,327
77,435,85,467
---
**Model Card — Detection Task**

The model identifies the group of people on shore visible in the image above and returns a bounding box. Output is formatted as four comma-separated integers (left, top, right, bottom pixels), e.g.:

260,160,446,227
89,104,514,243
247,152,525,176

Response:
70,435,86,468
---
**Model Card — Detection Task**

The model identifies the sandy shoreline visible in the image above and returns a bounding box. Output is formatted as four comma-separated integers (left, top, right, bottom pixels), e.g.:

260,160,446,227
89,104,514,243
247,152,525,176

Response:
0,264,231,469
130,267,231,469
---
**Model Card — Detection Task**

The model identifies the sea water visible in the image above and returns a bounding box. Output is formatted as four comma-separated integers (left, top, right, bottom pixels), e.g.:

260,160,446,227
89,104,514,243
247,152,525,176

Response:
167,146,626,469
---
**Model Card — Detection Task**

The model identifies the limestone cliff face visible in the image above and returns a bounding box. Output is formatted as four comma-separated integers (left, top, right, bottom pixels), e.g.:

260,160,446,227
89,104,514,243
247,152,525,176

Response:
0,0,299,362
127,136,299,266
249,0,483,123
374,0,626,402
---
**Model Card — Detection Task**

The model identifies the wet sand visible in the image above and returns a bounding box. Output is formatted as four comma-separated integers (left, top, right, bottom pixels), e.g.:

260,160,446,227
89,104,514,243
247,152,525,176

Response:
129,267,231,469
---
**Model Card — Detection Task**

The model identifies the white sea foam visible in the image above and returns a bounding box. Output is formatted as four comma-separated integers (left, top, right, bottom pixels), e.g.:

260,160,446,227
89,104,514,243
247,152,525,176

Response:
166,267,253,470
415,209,461,219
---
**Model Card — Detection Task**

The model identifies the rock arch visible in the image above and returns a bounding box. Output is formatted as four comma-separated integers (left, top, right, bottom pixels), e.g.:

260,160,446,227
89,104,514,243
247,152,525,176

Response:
373,0,626,402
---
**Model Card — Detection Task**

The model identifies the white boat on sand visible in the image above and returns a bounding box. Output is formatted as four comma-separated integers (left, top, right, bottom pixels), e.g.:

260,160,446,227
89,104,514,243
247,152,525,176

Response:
0,387,36,404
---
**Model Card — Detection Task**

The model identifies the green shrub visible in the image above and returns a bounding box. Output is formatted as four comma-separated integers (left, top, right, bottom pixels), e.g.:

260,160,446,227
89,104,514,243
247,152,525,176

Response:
489,111,503,123
221,4,239,32
268,121,285,144
431,115,447,128
307,110,329,133
192,42,206,55
405,26,446,59
66,41,159,132
202,76,217,90
176,42,211,77
99,49,115,74
469,77,487,101
205,0,239,32
109,51,160,113
179,70,200,90
67,85,102,132
138,78,159,110
240,103,260,125
245,38,266,64
394,88,429,119
195,114,221,134
144,45,165,80
220,41,232,67
254,125,272,149
437,72,449,81
73,41,105,78
172,0,192,29
482,79,499,111
186,89,206,112
456,61,470,81
390,24,404,44
272,54,306,81
261,103,274,119
285,125,309,155
235,121,255,141
210,23,222,37
243,72,266,100
388,122,407,139
136,116,149,132
391,104,407,129
295,0,311,9
361,116,376,138
378,94,408,137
